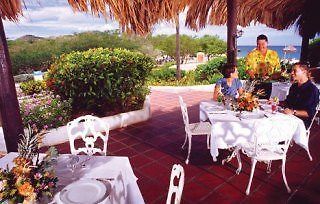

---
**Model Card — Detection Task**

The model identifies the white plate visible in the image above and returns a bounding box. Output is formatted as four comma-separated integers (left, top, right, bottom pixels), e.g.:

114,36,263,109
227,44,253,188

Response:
206,106,224,112
60,179,111,204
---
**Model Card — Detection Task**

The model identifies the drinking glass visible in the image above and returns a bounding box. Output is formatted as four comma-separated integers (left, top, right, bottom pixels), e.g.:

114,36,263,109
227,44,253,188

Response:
67,155,79,173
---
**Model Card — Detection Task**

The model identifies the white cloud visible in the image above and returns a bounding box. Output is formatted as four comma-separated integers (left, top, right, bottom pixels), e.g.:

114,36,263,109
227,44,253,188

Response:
3,1,302,45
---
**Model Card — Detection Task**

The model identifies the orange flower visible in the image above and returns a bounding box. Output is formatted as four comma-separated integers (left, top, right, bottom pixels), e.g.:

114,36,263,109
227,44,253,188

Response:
17,182,34,197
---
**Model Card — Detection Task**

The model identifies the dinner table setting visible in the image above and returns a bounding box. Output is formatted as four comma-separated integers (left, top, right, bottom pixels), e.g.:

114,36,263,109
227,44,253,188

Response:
199,98,309,162
0,152,144,204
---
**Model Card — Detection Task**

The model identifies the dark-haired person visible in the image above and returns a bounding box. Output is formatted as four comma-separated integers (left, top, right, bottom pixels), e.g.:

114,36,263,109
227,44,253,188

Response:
213,64,243,100
282,63,320,128
245,34,281,79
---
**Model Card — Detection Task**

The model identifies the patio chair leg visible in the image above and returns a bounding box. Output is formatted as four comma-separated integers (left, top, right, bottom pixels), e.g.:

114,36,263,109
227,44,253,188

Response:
236,149,242,174
246,158,257,195
185,135,192,164
266,161,272,174
182,133,188,149
281,158,291,193
307,149,313,161
207,134,210,149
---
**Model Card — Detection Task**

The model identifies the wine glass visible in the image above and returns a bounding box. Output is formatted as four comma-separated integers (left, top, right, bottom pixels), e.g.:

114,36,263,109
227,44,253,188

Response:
67,155,79,173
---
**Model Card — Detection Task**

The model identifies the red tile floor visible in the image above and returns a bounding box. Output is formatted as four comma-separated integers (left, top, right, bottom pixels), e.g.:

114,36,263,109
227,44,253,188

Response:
50,90,320,203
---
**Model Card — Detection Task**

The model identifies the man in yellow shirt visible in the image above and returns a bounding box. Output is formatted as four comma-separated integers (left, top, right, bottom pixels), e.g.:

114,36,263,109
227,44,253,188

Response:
245,34,281,79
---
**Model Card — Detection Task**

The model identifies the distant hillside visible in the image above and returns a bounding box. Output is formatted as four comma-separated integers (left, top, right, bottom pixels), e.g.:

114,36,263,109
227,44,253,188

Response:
16,35,44,42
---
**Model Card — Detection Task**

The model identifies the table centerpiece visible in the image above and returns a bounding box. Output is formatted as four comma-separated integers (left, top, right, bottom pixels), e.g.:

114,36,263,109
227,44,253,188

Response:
0,125,58,204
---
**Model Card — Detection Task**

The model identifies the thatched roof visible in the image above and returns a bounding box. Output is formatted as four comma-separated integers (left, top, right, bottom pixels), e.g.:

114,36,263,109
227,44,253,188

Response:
186,0,320,37
0,0,23,21
0,0,187,35
2,0,319,37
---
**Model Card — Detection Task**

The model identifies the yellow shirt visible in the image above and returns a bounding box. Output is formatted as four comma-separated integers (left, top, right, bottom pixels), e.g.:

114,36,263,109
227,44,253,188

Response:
245,49,280,76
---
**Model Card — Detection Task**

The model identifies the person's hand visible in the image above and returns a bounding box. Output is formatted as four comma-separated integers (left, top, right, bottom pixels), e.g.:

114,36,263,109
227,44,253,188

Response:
283,108,294,115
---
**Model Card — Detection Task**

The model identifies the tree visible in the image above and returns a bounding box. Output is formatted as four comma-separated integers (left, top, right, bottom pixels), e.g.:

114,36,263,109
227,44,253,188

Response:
197,35,227,60
150,34,199,64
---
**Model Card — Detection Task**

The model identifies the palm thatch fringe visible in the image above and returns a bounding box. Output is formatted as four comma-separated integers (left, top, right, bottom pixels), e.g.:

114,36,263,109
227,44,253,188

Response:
185,0,319,37
0,0,23,21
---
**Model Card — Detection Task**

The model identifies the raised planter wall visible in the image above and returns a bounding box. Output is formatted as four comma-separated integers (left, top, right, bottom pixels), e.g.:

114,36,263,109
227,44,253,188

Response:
0,96,151,152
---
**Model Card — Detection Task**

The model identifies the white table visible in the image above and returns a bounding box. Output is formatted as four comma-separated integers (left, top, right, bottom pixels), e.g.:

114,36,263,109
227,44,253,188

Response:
200,101,309,161
270,82,320,101
0,153,144,204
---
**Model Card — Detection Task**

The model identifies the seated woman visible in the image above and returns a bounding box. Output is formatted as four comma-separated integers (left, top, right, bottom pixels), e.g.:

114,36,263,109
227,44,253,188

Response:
282,63,320,128
213,64,243,101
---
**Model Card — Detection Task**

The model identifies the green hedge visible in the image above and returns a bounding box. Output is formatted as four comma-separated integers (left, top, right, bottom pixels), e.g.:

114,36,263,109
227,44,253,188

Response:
46,48,154,115
147,66,186,84
195,57,248,83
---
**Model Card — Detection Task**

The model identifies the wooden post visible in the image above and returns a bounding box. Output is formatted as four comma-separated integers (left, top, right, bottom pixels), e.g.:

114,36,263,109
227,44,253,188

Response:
0,18,24,152
227,0,237,66
300,34,309,63
175,12,181,80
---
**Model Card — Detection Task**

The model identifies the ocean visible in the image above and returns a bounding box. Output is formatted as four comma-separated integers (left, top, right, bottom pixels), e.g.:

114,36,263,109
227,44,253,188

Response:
237,46,301,59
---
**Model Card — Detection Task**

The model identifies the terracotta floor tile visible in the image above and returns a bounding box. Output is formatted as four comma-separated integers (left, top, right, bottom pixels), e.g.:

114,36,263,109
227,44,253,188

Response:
139,162,170,179
144,149,169,160
215,183,246,200
194,172,225,189
113,147,139,158
130,154,153,169
107,141,127,153
183,182,212,202
139,180,167,203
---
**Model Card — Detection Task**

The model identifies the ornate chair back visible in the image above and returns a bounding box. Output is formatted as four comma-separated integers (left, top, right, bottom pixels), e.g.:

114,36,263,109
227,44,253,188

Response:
67,115,109,156
166,164,185,204
178,96,190,134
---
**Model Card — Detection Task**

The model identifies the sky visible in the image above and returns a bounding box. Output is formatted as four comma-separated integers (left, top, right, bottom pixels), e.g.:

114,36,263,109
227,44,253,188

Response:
3,0,303,46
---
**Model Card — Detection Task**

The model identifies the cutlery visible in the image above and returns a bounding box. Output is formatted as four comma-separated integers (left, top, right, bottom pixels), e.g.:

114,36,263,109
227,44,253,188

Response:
97,178,115,182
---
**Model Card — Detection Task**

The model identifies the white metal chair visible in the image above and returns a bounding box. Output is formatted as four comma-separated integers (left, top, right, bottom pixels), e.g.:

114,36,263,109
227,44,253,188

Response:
179,96,211,164
240,118,293,195
67,115,109,156
166,164,185,204
305,103,320,161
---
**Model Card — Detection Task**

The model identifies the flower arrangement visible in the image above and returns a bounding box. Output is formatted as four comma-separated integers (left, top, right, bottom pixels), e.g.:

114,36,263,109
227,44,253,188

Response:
0,126,58,203
235,92,259,112
19,92,72,131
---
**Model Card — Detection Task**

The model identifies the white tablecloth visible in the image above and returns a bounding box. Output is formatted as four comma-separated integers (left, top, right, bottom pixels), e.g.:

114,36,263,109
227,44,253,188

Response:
0,153,144,204
270,82,320,101
199,101,308,161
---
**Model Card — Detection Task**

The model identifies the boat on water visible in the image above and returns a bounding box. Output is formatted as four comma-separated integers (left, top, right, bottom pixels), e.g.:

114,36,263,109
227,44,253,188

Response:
282,45,297,60
283,45,297,53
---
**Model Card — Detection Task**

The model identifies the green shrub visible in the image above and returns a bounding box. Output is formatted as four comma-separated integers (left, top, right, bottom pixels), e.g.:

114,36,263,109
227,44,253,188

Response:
237,58,249,79
20,80,47,95
148,67,186,84
46,48,154,115
195,56,226,82
19,93,72,130
147,70,209,86
195,57,248,83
